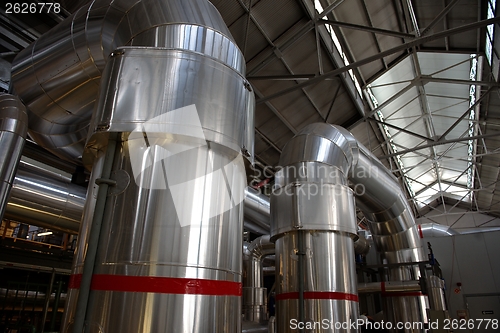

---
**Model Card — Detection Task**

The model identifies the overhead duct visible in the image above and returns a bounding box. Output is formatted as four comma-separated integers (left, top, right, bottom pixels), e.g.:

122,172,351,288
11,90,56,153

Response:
417,223,458,237
9,0,256,332
0,94,27,220
271,123,428,332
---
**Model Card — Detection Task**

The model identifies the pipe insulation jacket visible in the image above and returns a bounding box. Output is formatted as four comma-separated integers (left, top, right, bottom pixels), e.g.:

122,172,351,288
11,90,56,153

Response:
271,123,428,333
0,94,27,220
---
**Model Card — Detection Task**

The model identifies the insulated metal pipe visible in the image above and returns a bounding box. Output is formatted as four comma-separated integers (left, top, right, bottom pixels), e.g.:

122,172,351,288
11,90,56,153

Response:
10,0,236,163
272,123,429,332
245,187,271,233
350,144,427,331
4,161,86,234
57,1,254,332
426,276,446,311
243,235,275,323
357,281,421,294
417,223,458,237
0,94,27,220
271,124,360,332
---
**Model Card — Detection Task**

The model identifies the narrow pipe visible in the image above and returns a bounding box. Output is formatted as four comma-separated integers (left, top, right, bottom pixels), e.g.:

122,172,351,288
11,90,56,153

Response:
297,231,305,333
0,93,27,220
243,235,274,323
41,269,56,333
5,176,264,236
70,134,117,333
50,279,63,332
245,187,271,233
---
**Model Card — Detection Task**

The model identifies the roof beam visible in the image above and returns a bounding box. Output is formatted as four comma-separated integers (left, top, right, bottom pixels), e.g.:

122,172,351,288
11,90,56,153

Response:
381,132,500,159
256,16,500,105
318,19,416,39
438,87,494,140
420,0,462,36
368,117,432,142
420,77,500,87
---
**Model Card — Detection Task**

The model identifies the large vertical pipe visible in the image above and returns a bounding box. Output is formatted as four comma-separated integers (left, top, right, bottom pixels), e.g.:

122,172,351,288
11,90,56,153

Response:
0,93,27,220
271,123,428,332
271,124,360,332
60,2,254,332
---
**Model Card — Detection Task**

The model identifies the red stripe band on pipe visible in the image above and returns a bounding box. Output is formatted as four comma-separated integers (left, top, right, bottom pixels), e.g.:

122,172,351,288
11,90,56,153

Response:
382,292,425,298
418,224,424,238
68,274,242,296
276,291,358,302
381,282,386,293
68,274,82,289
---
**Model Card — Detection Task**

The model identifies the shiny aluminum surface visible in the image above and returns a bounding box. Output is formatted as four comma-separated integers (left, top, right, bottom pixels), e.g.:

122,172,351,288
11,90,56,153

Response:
351,144,426,332
244,187,271,233
64,11,253,328
0,94,27,220
65,139,245,333
357,281,421,294
353,234,371,255
4,163,86,234
419,223,459,237
272,124,359,332
275,123,427,332
271,162,357,237
275,232,359,333
85,46,253,166
426,276,446,311
11,0,244,162
243,235,274,323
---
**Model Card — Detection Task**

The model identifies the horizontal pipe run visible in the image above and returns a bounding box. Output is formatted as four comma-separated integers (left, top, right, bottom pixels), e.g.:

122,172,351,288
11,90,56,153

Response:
357,281,422,294
0,93,28,220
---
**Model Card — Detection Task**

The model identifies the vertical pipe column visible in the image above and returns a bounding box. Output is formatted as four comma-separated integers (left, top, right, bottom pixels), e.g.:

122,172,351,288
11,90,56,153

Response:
0,93,27,220
64,31,253,333
271,159,359,332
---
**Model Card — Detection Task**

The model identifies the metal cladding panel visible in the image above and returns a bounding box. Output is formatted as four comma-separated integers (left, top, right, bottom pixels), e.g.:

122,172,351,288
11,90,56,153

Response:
86,46,254,163
0,94,28,220
271,182,358,237
83,293,241,333
67,132,247,333
4,164,86,234
274,232,359,333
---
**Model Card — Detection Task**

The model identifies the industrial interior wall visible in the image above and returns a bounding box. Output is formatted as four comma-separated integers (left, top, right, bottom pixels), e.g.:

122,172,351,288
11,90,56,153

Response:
422,230,500,323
